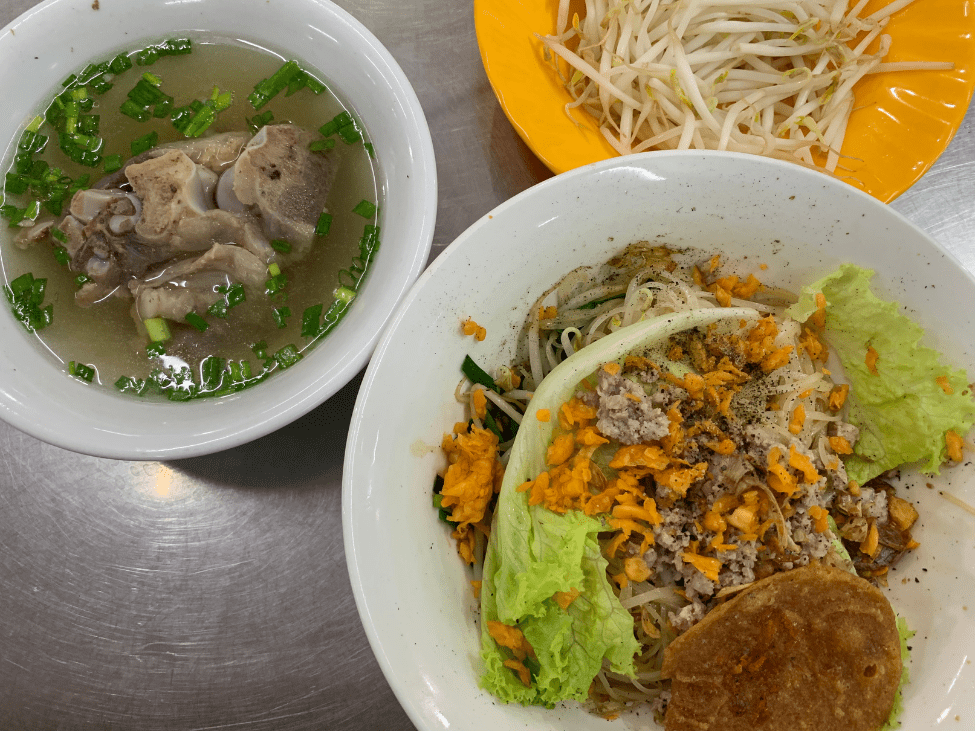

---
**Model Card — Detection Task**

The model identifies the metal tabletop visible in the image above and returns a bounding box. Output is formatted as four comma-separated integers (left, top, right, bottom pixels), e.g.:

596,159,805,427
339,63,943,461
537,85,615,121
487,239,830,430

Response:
1,1,973,729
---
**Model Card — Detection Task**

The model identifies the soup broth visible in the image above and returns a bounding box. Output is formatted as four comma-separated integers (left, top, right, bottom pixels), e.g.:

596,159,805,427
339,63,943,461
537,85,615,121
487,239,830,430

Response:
1,38,379,399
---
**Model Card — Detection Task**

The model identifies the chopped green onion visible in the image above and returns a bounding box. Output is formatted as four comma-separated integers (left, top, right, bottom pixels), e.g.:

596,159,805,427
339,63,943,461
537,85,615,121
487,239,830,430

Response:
68,361,96,382
131,131,159,156
161,38,192,55
309,138,336,153
143,317,171,342
268,262,282,277
73,273,90,288
146,341,166,357
109,53,133,74
273,344,302,368
352,199,376,218
315,211,333,237
319,111,352,137
136,46,160,66
247,110,274,133
364,142,375,158
301,303,323,338
265,271,287,296
51,227,68,244
270,239,291,253
304,75,326,94
223,283,244,308
461,355,501,393
185,312,209,332
120,99,151,122
103,154,123,173
338,121,362,144
272,306,291,329
251,340,269,359
207,298,228,318
142,71,163,86
247,60,304,110
334,286,356,304
200,355,226,390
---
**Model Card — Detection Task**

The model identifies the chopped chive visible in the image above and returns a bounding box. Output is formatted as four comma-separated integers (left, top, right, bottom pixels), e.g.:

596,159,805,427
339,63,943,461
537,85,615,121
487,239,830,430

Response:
103,154,123,173
142,71,163,86
143,317,171,342
352,199,376,218
273,344,302,368
136,46,160,66
334,286,356,305
304,75,326,94
309,138,336,153
68,361,96,382
301,303,323,338
207,298,228,318
109,53,133,74
267,262,282,278
315,211,333,237
270,239,291,253
319,111,352,137
247,60,303,110
120,99,150,122
185,312,209,332
272,306,291,329
226,282,245,308
130,130,159,156
200,355,226,390
53,248,70,267
337,121,362,144
461,355,501,393
146,341,166,357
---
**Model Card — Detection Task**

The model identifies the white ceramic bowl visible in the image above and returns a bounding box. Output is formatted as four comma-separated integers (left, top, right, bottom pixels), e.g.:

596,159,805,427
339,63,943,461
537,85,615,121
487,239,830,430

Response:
344,152,975,731
0,0,436,459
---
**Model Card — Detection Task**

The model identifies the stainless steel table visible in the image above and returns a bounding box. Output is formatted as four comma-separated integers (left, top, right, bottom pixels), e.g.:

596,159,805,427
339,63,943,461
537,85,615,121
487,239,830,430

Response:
0,1,972,729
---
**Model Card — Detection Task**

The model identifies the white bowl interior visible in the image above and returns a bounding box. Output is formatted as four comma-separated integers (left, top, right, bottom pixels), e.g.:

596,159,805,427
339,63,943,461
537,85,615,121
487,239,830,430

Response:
0,0,436,459
344,151,975,731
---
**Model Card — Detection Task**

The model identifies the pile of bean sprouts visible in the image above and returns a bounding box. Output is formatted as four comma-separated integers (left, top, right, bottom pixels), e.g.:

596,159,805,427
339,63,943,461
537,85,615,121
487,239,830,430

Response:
541,0,952,172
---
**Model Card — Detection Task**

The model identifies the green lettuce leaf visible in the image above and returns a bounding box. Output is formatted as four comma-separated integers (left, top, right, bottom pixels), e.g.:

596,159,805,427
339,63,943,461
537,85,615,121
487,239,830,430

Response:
881,615,915,731
480,307,758,706
786,264,975,485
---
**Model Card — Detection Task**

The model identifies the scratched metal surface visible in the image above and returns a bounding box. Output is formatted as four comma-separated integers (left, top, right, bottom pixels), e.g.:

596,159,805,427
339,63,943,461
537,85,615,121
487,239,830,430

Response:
0,0,974,729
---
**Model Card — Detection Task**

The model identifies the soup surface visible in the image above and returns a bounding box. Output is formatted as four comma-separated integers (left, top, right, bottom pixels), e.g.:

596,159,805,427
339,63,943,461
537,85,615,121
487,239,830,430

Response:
1,38,379,399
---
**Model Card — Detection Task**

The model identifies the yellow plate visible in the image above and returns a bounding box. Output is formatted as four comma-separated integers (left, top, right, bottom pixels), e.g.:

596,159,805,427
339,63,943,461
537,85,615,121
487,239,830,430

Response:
475,0,975,202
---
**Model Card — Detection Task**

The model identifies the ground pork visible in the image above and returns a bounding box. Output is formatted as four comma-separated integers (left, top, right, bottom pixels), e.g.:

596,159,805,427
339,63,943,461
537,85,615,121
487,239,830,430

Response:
591,368,669,445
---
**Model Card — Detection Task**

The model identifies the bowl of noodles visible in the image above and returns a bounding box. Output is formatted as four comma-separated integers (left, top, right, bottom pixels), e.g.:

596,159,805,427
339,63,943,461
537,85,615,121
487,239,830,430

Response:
344,151,975,731
0,0,436,459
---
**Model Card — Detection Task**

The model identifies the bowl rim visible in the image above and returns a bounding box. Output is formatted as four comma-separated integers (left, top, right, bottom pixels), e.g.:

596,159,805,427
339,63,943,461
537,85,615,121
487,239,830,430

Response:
0,0,437,460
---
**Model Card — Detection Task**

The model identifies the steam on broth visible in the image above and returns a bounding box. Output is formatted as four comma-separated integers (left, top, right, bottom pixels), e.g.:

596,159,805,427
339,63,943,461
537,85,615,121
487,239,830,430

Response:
0,38,379,400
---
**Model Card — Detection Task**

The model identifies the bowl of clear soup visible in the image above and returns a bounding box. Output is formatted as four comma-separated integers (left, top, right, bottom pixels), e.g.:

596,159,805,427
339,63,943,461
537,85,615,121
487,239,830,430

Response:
0,0,436,459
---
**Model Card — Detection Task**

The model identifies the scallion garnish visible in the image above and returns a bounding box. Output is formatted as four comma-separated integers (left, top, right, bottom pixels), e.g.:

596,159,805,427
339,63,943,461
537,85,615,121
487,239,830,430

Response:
247,110,274,134
364,142,375,158
103,154,123,173
68,361,96,383
315,211,333,237
146,341,166,357
143,317,171,343
226,282,245,308
334,286,356,305
185,312,209,332
4,272,53,332
337,121,362,144
273,344,302,368
171,86,231,138
73,273,91,289
272,306,291,329
301,303,323,338
309,138,335,153
247,60,306,110
251,341,268,359
352,199,376,218
207,298,229,318
131,131,159,156
270,239,291,253
52,227,68,243
318,111,352,137
109,53,133,74
200,355,227,391
461,355,502,394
